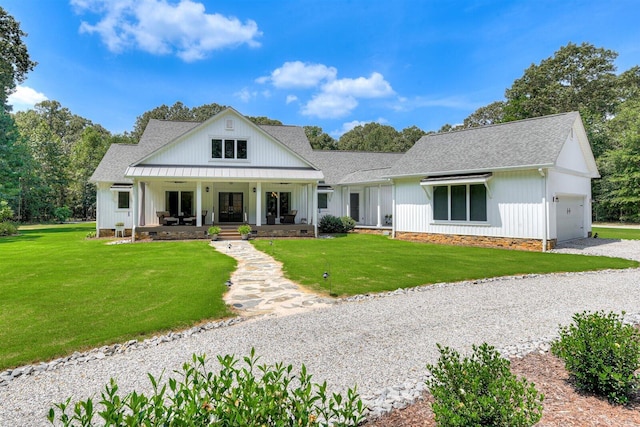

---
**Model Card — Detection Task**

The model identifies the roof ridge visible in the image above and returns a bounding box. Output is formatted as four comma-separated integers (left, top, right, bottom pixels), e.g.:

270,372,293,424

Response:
428,111,578,137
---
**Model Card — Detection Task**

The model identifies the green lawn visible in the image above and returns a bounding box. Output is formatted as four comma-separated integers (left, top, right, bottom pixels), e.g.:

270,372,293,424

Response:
0,223,236,370
592,226,640,240
253,234,638,296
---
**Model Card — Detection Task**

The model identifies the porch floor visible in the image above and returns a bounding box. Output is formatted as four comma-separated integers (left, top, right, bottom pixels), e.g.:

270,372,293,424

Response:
136,223,316,240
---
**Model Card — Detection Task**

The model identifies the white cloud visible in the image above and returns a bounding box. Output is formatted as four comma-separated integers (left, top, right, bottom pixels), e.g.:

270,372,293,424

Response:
259,61,396,119
71,0,262,61
302,93,358,119
258,61,337,89
234,87,256,102
8,86,48,111
321,72,394,98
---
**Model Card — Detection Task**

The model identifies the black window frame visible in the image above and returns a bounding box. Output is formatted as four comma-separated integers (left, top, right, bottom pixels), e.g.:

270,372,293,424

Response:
432,183,487,223
211,138,248,160
117,191,130,209
318,193,328,209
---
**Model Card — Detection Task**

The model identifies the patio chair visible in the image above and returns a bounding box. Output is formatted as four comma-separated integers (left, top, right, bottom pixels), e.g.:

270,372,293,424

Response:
157,211,178,226
280,210,297,224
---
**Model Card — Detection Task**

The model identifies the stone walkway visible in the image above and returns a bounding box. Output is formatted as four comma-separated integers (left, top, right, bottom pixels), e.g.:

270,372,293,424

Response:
211,240,335,317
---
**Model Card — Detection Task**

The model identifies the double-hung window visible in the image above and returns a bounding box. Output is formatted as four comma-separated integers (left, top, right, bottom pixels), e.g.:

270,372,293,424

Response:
433,183,487,222
117,191,130,209
212,138,248,160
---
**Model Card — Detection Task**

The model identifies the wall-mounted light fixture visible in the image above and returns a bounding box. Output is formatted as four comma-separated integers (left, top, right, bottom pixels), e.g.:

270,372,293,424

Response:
252,187,256,193
206,186,210,193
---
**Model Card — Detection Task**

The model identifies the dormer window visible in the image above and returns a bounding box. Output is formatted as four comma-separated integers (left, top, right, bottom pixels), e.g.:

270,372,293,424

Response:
212,138,248,160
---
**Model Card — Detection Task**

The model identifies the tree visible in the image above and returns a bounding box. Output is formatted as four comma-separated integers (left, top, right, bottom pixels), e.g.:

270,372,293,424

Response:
462,101,506,128
69,126,112,218
338,122,403,152
597,99,640,222
0,7,37,110
304,125,337,150
246,116,282,125
397,125,427,151
0,110,29,214
131,102,227,141
504,42,619,122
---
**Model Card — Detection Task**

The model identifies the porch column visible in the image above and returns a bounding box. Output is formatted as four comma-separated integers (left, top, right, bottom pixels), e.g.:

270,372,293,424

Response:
346,186,350,217
376,184,382,227
131,180,138,242
196,181,202,227
391,180,396,239
313,183,318,237
307,183,313,224
256,182,262,226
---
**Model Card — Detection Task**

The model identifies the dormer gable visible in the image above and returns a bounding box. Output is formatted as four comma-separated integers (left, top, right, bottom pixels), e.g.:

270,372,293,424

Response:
133,108,316,170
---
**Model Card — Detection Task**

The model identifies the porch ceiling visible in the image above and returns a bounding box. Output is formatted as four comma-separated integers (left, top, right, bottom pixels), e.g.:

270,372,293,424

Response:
125,166,324,181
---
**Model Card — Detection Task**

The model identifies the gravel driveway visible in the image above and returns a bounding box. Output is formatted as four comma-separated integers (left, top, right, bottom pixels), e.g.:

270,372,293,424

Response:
1,238,639,426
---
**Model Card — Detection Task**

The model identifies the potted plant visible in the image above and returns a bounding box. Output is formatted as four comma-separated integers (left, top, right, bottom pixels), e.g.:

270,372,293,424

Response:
237,224,252,240
208,225,221,241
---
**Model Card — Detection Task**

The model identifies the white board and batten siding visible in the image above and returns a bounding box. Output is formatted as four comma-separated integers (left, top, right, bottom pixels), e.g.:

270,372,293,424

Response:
395,170,548,239
140,111,310,169
96,183,133,230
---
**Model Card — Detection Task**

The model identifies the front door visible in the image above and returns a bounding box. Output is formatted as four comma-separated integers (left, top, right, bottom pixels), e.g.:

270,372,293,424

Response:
219,192,243,222
350,193,360,223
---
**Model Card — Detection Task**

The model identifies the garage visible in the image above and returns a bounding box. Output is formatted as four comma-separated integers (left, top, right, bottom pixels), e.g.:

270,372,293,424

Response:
556,195,585,242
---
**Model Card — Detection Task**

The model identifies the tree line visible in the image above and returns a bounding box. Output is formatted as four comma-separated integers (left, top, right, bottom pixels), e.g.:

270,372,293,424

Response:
0,4,638,222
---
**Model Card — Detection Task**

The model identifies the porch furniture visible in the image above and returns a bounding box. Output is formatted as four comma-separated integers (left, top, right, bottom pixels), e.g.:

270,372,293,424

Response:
266,214,276,225
201,210,208,225
280,210,297,224
115,224,125,238
157,211,178,226
183,215,197,225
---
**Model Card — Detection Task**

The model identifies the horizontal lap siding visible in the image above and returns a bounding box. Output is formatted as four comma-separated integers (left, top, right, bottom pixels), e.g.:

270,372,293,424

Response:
395,171,545,239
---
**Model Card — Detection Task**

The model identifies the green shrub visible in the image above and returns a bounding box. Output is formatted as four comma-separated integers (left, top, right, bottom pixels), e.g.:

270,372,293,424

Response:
0,222,17,236
237,224,252,235
0,200,13,222
426,343,544,427
47,349,365,426
319,215,344,233
340,216,356,232
551,310,640,404
208,225,221,235
53,206,72,223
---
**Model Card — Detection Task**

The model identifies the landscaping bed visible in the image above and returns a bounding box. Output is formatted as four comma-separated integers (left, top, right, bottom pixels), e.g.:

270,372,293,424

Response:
366,351,640,426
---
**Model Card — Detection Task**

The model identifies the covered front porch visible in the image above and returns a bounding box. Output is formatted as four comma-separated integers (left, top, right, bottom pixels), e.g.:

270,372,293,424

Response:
127,173,321,240
135,223,316,240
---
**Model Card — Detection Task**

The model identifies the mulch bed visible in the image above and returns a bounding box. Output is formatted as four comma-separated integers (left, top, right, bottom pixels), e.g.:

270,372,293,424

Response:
364,352,640,426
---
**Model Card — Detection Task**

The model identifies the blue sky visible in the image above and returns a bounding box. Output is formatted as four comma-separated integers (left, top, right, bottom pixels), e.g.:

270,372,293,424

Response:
4,1,640,137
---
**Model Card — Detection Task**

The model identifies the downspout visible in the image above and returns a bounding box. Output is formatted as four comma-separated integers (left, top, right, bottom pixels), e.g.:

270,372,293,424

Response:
538,168,547,252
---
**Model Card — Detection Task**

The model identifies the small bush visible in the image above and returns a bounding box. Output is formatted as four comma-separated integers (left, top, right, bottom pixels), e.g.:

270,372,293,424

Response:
551,310,640,404
0,222,17,236
319,214,344,233
340,216,356,232
237,224,252,235
47,349,365,426
53,206,72,223
85,231,96,239
426,342,544,427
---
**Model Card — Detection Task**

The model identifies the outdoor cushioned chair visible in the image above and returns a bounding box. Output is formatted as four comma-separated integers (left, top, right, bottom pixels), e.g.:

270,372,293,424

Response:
157,211,178,226
280,210,297,224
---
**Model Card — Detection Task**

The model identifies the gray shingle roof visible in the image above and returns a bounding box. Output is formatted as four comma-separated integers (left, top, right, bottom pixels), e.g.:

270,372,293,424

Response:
90,119,201,183
386,111,581,178
308,151,404,185
258,125,314,159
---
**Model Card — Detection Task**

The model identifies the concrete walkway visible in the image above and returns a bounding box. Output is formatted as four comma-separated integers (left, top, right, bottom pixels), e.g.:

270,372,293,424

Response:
211,240,335,317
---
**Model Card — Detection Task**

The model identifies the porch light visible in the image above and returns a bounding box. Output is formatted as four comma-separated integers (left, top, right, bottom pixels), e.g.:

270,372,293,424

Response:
206,186,210,193
253,187,256,193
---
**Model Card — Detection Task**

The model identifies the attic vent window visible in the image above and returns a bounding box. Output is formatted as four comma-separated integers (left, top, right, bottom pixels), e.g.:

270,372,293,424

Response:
225,119,234,130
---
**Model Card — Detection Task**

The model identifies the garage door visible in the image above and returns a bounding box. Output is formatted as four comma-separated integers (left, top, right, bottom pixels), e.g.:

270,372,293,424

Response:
556,196,585,242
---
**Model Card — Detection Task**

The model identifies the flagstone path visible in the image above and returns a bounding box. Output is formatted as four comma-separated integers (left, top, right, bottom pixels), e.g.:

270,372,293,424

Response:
211,240,335,317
